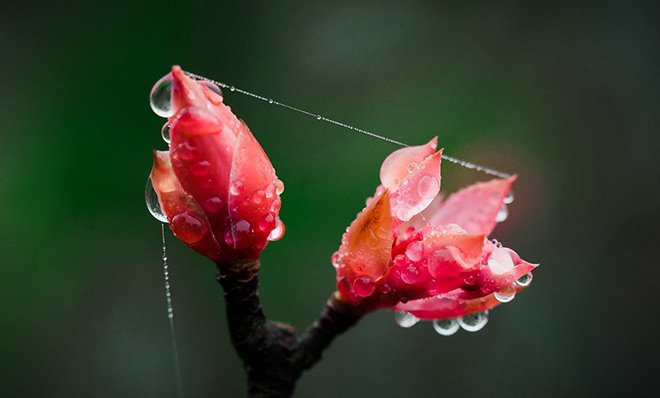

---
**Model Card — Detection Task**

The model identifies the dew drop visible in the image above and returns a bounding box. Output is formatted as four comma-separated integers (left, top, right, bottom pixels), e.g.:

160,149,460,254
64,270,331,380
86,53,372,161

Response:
201,81,223,96
230,181,244,196
204,197,223,213
405,241,423,261
432,318,460,336
145,177,169,223
316,115,322,120
417,176,440,199
516,272,533,287
231,219,254,249
267,218,285,241
275,179,285,195
230,86,235,92
270,199,281,213
458,311,489,332
190,161,211,176
253,189,266,204
161,123,171,143
259,214,275,232
495,204,509,222
504,190,515,204
150,73,174,118
494,284,517,303
171,212,207,243
394,311,419,328
407,162,418,173
365,229,379,249
352,277,376,297
268,99,274,104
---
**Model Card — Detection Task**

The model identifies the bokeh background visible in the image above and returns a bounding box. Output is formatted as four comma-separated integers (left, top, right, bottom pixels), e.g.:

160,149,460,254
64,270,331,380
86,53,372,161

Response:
2,1,658,397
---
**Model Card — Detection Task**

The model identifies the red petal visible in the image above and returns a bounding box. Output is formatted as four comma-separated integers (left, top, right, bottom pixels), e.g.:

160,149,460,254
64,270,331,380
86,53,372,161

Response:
427,176,516,235
150,151,224,260
227,122,281,256
380,138,437,191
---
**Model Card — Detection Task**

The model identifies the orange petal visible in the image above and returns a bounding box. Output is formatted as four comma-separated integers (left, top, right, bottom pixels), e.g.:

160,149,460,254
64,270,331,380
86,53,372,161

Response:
340,190,394,281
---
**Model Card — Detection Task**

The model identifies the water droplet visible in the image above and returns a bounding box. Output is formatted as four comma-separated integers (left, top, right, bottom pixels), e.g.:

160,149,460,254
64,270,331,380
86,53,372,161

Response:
407,162,418,173
259,214,275,232
204,197,223,213
495,204,508,222
201,81,222,96
504,190,514,204
229,86,235,92
230,181,244,196
316,115,322,120
171,212,207,243
190,161,211,176
458,311,489,332
268,99,274,104
365,229,379,249
417,176,440,199
494,284,517,303
231,219,254,249
270,199,281,213
145,177,168,223
177,142,196,161
253,189,266,204
224,228,234,245
267,218,285,241
161,123,171,143
275,179,285,195
405,241,423,261
432,318,460,336
150,73,174,118
353,277,376,297
516,272,533,287
394,311,419,328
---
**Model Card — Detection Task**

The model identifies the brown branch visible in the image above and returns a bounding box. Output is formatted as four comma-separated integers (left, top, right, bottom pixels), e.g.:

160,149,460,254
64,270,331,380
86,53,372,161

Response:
216,260,365,398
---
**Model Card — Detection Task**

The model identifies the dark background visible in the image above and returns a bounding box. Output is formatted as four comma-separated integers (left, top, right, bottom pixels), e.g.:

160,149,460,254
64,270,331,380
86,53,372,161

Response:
2,1,658,397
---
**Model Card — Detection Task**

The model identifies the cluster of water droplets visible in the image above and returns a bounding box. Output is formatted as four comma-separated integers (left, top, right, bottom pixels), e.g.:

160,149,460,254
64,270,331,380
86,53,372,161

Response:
394,310,490,336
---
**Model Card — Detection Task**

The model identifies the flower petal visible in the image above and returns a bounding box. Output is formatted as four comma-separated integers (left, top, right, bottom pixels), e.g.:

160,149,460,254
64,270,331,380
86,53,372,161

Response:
150,151,224,260
390,150,443,222
227,122,281,254
427,176,516,235
380,137,437,191
393,292,506,320
337,190,394,282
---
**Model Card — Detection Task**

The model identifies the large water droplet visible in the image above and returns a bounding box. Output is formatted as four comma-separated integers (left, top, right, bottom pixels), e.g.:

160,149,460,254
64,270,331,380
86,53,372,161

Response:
516,272,533,287
201,81,222,96
495,204,509,222
171,212,207,243
405,241,423,261
494,283,517,303
352,277,376,297
503,190,515,204
145,177,168,223
252,189,266,205
161,123,171,143
267,218,285,241
394,312,419,328
432,318,460,336
150,74,174,118
232,219,254,249
275,179,285,195
204,197,223,213
417,176,440,199
458,311,489,332
230,181,244,196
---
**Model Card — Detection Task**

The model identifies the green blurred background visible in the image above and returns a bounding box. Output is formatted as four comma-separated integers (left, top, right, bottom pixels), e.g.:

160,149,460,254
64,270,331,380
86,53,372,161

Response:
2,1,658,397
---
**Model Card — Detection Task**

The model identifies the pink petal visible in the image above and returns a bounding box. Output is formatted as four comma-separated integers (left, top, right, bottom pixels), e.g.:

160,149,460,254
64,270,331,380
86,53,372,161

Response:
380,138,437,191
394,292,507,320
228,122,281,255
150,151,224,261
390,150,443,222
427,176,516,235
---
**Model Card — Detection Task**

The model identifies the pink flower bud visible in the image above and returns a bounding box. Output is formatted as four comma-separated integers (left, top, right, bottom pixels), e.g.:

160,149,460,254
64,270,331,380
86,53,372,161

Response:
149,66,284,264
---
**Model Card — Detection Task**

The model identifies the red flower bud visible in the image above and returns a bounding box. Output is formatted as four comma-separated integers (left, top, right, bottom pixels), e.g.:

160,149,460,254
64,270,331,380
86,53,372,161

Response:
148,66,284,265
333,138,538,323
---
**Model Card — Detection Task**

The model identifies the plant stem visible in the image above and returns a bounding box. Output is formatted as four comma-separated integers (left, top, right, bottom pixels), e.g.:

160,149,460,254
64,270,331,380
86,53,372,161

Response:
216,260,364,398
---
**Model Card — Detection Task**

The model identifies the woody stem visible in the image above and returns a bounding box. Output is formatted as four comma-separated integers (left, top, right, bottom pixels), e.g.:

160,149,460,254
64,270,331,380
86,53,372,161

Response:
216,260,364,398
